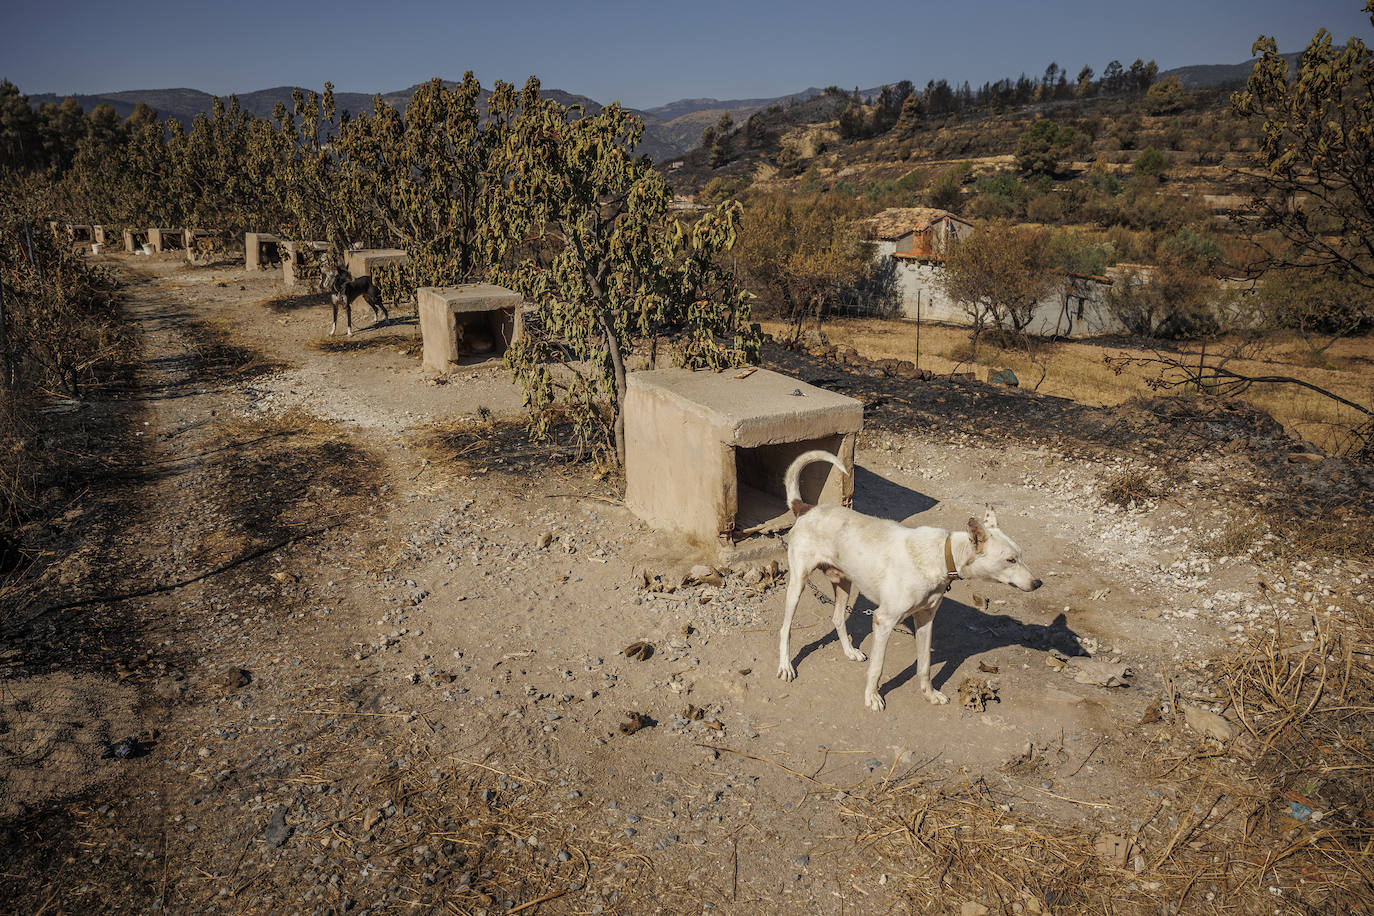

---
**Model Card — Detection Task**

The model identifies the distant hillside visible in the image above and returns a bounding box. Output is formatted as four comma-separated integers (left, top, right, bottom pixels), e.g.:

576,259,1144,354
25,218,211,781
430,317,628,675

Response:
1158,50,1303,89
21,47,1302,163
641,88,826,152
664,69,1266,205
23,83,826,161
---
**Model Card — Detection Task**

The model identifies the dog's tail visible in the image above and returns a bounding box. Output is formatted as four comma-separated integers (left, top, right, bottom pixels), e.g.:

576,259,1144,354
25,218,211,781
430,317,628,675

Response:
785,449,848,517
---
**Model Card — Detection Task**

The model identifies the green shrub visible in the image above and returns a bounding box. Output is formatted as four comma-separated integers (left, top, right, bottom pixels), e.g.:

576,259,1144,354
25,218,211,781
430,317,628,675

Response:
1134,146,1168,178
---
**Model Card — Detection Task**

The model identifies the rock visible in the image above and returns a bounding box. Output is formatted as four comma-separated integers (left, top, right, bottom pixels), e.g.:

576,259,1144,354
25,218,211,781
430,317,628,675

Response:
100,736,145,760
1093,833,1135,868
261,808,292,848
988,368,1019,387
1287,452,1324,464
536,532,554,549
220,667,252,690
961,904,991,916
623,641,653,661
619,711,654,735
1068,659,1131,688
1182,703,1237,742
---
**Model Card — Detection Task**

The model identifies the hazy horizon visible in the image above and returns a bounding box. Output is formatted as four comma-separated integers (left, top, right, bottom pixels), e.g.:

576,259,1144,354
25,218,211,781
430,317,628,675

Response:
3,0,1371,110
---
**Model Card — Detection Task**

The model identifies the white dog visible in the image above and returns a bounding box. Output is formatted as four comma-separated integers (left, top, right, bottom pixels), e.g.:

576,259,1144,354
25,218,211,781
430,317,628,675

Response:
777,450,1042,711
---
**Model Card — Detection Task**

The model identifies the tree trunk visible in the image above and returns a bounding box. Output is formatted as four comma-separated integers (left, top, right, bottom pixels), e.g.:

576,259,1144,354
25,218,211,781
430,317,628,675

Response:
597,307,628,465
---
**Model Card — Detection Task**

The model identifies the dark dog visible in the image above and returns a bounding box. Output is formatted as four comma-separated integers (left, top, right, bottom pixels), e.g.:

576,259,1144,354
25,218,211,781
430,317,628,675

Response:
324,264,388,336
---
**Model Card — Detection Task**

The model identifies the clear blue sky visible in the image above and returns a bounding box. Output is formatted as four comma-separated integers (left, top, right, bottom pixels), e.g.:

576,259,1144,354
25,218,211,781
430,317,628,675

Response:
3,0,1370,109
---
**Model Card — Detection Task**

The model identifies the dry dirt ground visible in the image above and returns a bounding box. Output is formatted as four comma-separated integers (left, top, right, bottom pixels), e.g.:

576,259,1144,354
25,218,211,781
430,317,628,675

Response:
2,253,1372,914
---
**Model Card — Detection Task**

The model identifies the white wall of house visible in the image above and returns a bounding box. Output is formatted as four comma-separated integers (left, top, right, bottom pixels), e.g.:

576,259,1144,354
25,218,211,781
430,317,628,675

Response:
869,241,1125,338
875,240,969,323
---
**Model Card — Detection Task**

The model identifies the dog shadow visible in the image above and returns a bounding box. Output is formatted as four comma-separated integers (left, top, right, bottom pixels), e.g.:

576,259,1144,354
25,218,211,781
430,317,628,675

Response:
261,291,326,313
369,314,416,331
852,465,937,519
791,596,1085,699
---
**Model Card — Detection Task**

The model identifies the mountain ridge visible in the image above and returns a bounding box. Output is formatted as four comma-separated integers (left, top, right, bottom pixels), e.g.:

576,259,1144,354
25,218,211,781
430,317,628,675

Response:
18,51,1296,160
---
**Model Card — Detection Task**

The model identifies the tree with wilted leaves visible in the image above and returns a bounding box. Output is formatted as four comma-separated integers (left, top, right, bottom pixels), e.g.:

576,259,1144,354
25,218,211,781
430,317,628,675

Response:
487,79,759,464
737,191,871,347
1232,3,1374,292
333,74,511,302
940,221,1055,355
269,84,373,252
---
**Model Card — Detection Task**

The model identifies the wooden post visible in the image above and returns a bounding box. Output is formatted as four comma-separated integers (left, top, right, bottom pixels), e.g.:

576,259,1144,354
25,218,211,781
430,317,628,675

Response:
915,290,921,372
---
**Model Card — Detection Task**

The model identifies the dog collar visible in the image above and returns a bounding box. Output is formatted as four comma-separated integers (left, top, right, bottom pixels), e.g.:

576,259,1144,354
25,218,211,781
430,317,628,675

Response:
944,536,961,581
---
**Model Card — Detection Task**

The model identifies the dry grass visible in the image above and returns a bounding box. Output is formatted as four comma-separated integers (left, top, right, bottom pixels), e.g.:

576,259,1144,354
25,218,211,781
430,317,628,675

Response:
220,727,654,914
1099,467,1168,508
213,407,343,443
768,318,1374,454
310,333,423,358
850,578,1374,914
417,409,616,480
1203,517,1269,559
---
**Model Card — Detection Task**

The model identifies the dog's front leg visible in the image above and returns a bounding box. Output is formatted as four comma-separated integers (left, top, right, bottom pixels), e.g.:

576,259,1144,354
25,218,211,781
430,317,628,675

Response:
777,566,807,681
863,610,900,711
330,296,339,336
912,606,949,705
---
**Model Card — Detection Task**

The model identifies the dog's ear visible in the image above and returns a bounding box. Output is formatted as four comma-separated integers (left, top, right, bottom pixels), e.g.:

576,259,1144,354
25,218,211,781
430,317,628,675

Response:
968,517,988,551
983,504,1000,529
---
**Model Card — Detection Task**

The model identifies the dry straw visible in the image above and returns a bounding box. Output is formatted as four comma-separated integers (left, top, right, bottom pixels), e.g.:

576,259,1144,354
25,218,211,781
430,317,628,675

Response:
847,575,1373,914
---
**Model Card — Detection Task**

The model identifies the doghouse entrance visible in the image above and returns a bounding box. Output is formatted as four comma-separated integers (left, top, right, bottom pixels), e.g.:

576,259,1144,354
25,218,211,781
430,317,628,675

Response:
733,435,848,535
417,285,525,372
453,311,511,364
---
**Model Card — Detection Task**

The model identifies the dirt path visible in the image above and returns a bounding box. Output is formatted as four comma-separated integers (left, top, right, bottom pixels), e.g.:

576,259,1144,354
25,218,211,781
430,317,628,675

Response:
2,254,1370,914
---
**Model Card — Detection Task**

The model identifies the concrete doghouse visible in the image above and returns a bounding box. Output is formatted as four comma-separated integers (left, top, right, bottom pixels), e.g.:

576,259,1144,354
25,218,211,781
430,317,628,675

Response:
281,240,330,288
417,285,524,370
625,367,863,546
147,228,181,253
244,232,280,271
344,248,409,278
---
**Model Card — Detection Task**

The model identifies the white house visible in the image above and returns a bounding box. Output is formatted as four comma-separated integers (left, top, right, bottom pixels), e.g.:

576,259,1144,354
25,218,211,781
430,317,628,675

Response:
860,207,1123,338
